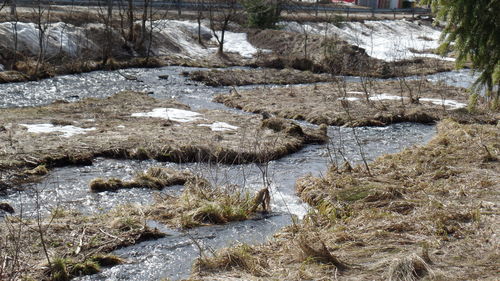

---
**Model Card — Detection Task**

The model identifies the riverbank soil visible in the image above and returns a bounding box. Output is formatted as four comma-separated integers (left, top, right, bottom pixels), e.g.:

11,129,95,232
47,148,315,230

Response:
214,80,499,126
0,91,326,192
191,120,500,280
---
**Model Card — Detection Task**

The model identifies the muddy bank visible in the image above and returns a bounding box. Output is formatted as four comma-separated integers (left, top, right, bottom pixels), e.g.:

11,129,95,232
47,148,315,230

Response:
188,68,337,86
0,91,326,191
192,120,500,280
215,80,498,126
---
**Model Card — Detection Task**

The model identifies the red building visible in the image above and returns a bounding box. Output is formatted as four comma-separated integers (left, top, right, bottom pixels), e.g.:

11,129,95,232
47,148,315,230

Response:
355,0,405,8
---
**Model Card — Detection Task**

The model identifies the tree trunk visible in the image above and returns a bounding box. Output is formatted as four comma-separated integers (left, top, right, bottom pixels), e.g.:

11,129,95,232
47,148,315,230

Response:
127,0,134,42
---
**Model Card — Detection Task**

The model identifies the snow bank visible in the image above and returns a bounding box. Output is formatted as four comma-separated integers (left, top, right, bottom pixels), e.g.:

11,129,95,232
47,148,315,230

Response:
0,22,96,57
152,20,212,57
153,20,262,58
198,122,239,131
21,123,96,137
284,20,452,62
212,31,259,58
131,108,203,122
0,19,263,60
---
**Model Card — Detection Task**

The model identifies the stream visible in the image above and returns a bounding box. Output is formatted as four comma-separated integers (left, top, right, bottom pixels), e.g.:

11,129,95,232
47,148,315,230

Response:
0,66,473,280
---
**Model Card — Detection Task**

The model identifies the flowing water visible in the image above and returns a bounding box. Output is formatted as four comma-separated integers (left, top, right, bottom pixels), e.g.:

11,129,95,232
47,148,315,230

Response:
0,65,471,280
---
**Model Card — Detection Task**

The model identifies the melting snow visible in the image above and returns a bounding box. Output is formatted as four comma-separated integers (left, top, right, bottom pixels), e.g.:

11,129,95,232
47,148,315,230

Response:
0,19,264,59
21,123,96,137
212,31,259,58
346,91,365,95
284,20,453,62
338,94,466,109
419,98,466,109
153,20,212,57
131,108,203,122
370,93,403,101
198,122,239,131
0,22,95,57
338,97,361,101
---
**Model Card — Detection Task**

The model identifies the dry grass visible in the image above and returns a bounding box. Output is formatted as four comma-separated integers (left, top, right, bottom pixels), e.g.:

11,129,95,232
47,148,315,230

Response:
214,80,499,127
89,166,196,192
0,204,164,280
190,120,500,280
247,29,455,78
387,253,433,281
0,91,326,191
148,182,271,228
188,68,336,86
194,244,268,276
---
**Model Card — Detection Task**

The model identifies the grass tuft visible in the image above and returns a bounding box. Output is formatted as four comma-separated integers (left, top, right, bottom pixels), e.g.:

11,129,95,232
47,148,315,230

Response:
89,167,196,192
194,244,267,275
387,253,433,281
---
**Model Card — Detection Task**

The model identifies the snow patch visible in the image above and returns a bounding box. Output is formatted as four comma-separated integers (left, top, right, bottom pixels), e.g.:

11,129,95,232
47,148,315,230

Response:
0,22,96,57
338,97,361,101
0,19,263,59
21,123,96,137
198,122,239,131
212,31,259,58
131,108,203,122
152,20,212,57
338,94,466,109
284,20,453,62
346,91,365,95
419,98,466,109
370,93,403,101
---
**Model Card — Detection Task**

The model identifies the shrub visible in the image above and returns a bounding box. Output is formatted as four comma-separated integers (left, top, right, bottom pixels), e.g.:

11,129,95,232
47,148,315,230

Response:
243,0,281,29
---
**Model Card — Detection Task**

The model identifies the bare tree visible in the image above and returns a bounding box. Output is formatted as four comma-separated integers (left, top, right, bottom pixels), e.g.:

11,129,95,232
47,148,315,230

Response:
5,0,19,71
32,0,52,76
95,0,115,65
208,0,241,55
196,0,205,44
0,0,8,14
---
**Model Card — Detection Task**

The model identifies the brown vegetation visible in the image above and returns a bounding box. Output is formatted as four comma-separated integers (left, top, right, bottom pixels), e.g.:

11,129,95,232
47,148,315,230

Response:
0,91,326,191
191,120,500,280
214,80,498,127
188,68,336,86
148,177,273,228
248,29,455,78
89,166,197,192
0,204,164,280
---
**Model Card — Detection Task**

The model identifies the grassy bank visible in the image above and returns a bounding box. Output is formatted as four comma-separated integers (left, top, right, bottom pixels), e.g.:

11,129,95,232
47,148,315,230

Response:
190,120,499,280
188,68,337,87
0,91,326,192
215,80,498,127
0,204,164,280
0,163,282,279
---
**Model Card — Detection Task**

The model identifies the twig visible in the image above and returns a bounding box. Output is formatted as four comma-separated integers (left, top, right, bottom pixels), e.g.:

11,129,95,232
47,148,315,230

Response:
99,228,124,242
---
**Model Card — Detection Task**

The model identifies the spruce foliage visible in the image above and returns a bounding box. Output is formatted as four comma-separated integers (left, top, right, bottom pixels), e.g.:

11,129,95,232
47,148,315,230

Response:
426,0,499,104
